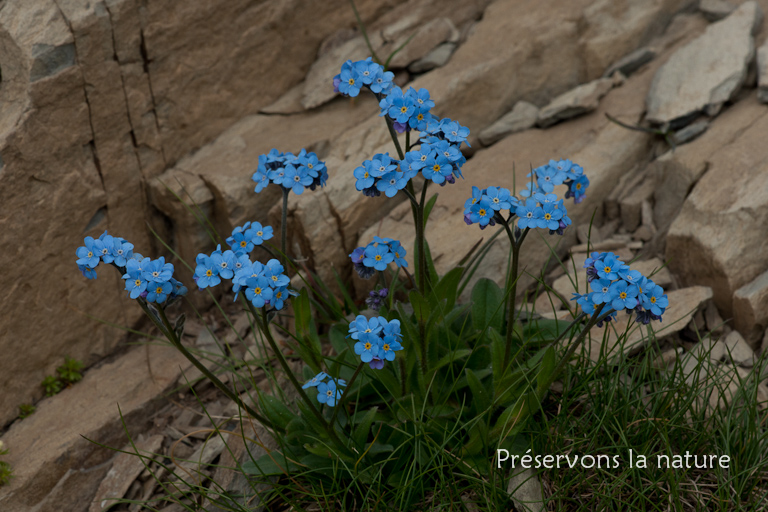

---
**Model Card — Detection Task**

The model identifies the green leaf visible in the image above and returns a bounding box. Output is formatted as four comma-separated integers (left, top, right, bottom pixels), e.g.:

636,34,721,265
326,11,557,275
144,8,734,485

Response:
434,349,472,371
523,317,576,343
352,407,378,449
242,452,300,477
471,278,504,332
465,368,491,413
488,327,506,382
536,346,556,394
376,367,402,398
431,267,463,312
409,290,430,323
424,193,439,226
260,395,295,431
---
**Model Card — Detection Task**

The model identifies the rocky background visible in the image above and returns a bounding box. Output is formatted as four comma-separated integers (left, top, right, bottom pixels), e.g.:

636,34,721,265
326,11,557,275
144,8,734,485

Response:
2,0,768,509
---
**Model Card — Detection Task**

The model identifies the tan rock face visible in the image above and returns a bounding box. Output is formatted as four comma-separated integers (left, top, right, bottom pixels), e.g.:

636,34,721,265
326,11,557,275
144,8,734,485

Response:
0,0,403,427
666,102,768,317
732,270,768,347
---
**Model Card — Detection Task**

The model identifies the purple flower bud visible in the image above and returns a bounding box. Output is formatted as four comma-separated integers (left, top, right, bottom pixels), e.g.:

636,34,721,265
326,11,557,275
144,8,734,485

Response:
393,121,409,133
464,213,473,226
333,75,341,93
368,358,385,370
350,247,365,264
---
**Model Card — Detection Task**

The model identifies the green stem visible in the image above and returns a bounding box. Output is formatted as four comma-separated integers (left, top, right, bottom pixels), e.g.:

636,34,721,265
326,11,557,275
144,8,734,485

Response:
384,117,406,160
331,362,365,427
250,305,351,454
405,130,411,153
348,0,381,65
540,305,613,397
144,302,278,431
503,227,529,371
281,187,289,268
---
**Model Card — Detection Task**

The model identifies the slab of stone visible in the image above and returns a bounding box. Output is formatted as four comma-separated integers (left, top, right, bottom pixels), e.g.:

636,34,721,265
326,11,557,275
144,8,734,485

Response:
385,17,458,69
507,467,545,512
758,42,768,103
699,0,736,21
732,270,768,348
88,435,164,512
0,344,190,512
478,101,539,146
722,331,756,367
646,1,763,126
672,119,709,145
537,77,615,128
408,42,457,73
666,103,768,318
603,47,656,78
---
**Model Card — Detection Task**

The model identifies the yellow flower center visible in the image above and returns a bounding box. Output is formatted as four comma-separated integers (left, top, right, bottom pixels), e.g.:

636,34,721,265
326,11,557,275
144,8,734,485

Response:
205,270,213,277
375,255,382,261
364,342,372,350
272,275,278,282
134,279,141,286
650,297,656,303
240,241,247,247
254,287,262,294
576,183,582,189
604,266,611,273
417,113,424,120
400,106,408,113
364,172,369,178
383,344,390,351
257,231,263,237
620,292,627,299
478,209,486,216
433,164,440,172
276,292,282,299
156,286,163,294
544,213,552,220
348,78,355,85
87,251,93,258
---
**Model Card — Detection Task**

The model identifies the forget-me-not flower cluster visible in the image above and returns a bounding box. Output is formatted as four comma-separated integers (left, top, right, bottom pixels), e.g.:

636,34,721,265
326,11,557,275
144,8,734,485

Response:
302,371,347,408
463,159,587,235
349,236,408,278
76,231,187,305
348,315,404,370
251,148,328,195
573,251,669,326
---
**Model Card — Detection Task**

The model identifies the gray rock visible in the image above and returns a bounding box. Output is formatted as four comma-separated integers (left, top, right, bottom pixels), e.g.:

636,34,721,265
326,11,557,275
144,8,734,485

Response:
385,18,458,69
699,0,736,21
29,43,76,82
646,1,763,127
478,101,539,146
603,47,656,78
758,42,768,104
732,270,768,348
507,467,545,512
538,77,615,128
722,331,755,367
408,42,456,73
672,119,709,145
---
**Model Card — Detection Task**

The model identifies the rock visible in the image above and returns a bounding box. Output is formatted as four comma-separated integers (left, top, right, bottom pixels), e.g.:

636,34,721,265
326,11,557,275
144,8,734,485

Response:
758,42,768,103
385,18,459,69
411,0,693,142
478,101,539,146
722,331,756,367
537,77,615,128
603,47,656,78
408,42,457,73
672,119,709,145
698,366,752,417
0,344,190,512
88,435,164,512
649,93,767,232
585,286,713,363
507,467,545,512
704,301,726,333
654,346,684,370
619,175,656,232
666,101,768,318
633,225,655,242
732,270,768,348
646,1,763,127
260,83,306,115
699,0,736,21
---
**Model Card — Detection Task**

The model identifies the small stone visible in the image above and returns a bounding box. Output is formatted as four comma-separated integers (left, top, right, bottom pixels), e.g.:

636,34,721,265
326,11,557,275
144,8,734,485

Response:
385,18,458,69
722,331,755,367
478,101,539,146
732,269,768,348
408,42,457,73
654,347,684,370
633,225,654,241
620,175,656,232
699,0,736,21
758,42,768,104
603,47,656,78
672,119,709,145
507,467,545,512
538,77,615,128
29,43,77,82
704,301,726,333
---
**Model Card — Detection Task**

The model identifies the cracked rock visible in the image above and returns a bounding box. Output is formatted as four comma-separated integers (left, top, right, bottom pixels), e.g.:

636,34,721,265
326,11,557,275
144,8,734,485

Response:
478,101,539,146
646,1,763,127
537,77,616,128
